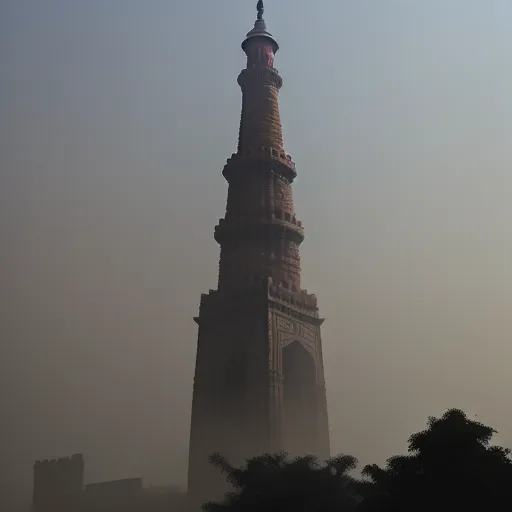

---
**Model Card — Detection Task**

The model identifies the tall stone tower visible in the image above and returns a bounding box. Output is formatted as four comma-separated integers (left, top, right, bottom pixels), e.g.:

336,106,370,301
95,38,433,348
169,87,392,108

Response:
188,1,330,505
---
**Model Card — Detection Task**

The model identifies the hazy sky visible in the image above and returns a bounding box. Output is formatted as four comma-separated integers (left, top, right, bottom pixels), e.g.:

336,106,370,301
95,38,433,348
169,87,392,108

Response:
3,0,512,508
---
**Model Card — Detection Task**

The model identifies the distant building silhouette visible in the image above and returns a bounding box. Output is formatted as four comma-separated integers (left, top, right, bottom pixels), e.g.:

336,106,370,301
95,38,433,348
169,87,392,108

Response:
33,454,84,512
83,478,142,512
32,455,186,512
188,1,330,507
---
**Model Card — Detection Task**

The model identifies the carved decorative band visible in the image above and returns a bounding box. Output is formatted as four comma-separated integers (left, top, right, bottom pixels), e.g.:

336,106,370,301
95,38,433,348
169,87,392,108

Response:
276,315,317,343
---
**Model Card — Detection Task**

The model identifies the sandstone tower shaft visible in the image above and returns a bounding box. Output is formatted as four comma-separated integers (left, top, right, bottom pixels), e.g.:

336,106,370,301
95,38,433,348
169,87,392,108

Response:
188,2,330,505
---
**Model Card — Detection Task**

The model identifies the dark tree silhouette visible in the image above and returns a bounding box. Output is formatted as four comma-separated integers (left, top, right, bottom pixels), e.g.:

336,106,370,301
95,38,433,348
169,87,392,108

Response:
202,451,360,512
200,409,512,512
358,408,512,512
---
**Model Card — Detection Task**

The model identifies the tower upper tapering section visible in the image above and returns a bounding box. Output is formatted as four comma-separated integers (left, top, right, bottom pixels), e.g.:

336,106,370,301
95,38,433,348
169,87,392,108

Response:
215,3,302,294
228,1,295,182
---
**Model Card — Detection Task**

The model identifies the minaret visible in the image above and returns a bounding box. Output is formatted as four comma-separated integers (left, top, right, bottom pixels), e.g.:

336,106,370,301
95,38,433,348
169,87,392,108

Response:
188,2,330,506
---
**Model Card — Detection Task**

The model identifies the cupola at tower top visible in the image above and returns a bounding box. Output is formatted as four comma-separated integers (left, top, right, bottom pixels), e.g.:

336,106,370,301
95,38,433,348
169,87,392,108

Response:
242,1,279,67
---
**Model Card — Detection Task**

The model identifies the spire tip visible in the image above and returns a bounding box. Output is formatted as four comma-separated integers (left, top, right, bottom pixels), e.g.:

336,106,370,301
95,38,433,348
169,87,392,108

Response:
257,1,264,20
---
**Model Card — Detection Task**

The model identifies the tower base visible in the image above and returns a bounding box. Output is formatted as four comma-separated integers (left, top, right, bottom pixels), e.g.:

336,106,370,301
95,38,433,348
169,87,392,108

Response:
188,279,330,507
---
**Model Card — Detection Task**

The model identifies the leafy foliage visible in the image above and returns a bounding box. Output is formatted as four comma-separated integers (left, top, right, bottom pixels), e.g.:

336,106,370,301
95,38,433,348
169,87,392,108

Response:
359,409,512,512
202,409,512,512
202,451,360,512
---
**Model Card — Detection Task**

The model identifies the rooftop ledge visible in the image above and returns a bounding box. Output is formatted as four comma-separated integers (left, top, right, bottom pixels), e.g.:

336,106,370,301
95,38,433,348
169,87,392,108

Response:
223,146,297,181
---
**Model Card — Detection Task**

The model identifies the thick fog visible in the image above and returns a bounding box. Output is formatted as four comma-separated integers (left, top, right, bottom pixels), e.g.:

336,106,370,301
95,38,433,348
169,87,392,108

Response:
2,1,512,510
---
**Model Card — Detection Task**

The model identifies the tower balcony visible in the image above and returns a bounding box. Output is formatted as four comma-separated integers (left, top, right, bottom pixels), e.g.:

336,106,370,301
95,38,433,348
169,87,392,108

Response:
222,146,296,183
267,281,321,315
214,213,304,246
194,277,322,324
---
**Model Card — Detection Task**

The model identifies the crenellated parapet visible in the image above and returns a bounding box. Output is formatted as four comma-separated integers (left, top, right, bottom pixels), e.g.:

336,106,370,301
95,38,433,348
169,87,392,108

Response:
268,278,322,318
223,146,296,182
34,453,84,467
269,283,318,310
214,214,304,246
195,277,322,325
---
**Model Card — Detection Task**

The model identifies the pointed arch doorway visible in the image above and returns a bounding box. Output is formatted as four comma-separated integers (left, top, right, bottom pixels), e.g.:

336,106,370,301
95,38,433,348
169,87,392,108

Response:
282,340,318,456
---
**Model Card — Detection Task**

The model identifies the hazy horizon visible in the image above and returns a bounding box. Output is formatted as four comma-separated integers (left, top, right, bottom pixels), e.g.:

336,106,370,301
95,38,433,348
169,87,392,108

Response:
3,0,512,509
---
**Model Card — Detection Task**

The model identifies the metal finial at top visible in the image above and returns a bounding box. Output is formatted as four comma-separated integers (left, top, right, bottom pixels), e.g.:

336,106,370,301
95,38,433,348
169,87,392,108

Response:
257,0,264,20
242,0,278,53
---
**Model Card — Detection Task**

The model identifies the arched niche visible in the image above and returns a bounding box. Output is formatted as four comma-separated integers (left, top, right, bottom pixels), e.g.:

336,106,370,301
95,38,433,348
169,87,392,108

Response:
281,340,318,456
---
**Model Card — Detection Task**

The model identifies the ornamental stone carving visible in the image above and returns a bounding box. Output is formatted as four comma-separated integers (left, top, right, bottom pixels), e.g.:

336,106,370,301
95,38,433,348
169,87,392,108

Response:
276,314,317,343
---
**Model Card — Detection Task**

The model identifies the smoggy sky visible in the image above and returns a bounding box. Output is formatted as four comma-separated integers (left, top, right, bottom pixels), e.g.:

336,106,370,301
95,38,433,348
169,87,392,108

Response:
2,0,512,508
